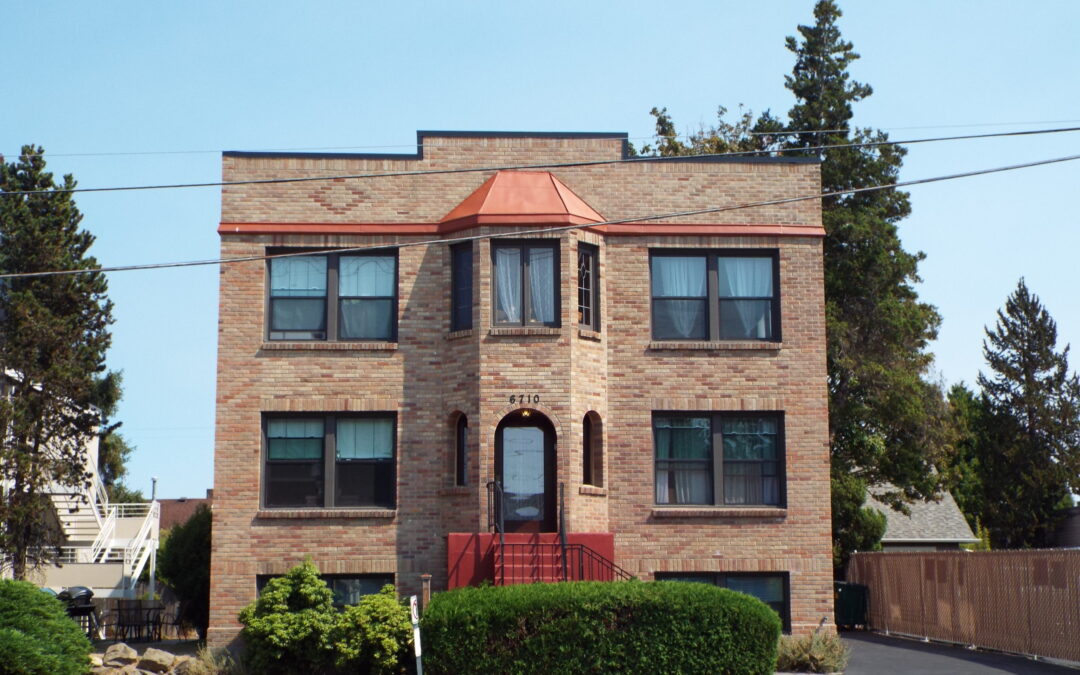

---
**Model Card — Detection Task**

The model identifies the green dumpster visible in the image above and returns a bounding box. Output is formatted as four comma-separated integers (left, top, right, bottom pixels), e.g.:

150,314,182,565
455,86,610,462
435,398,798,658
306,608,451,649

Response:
834,581,868,629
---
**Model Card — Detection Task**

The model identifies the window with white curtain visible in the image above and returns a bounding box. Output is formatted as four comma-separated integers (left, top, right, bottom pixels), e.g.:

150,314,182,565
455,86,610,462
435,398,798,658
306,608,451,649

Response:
650,250,779,341
264,414,396,509
492,241,559,326
268,250,397,341
653,412,783,507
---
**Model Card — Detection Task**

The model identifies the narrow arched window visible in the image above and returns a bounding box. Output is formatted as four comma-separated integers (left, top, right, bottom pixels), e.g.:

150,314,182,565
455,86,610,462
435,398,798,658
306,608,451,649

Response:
583,412,603,487
454,414,468,486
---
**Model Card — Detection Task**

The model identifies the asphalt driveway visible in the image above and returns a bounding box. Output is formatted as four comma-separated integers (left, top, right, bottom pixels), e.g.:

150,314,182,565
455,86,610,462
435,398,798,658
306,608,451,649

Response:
844,632,1077,674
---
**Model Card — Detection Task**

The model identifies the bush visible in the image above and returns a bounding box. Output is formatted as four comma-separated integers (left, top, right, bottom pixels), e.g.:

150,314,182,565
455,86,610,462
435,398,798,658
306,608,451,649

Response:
776,629,850,673
0,579,91,675
421,580,780,675
330,586,412,674
238,561,412,675
157,504,211,638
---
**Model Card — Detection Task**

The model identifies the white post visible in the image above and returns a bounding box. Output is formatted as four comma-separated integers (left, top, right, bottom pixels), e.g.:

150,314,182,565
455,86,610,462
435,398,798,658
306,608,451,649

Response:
149,544,157,600
410,595,423,675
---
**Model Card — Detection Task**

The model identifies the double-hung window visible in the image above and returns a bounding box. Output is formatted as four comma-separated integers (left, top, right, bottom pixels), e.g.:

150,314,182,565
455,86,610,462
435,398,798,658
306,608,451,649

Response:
268,251,397,341
650,251,778,341
491,241,559,326
264,415,395,509
653,413,783,506
655,572,790,631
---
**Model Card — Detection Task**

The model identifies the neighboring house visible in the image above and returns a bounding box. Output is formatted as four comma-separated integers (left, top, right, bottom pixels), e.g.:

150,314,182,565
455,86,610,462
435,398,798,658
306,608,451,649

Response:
158,490,212,531
866,485,978,552
209,131,834,646
1,370,160,598
1051,505,1080,548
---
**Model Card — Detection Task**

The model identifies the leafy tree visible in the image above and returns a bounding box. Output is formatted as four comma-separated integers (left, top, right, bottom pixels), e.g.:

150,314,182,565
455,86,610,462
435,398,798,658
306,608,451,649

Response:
0,146,114,579
90,371,143,503
972,279,1080,547
157,504,211,638
642,1,949,568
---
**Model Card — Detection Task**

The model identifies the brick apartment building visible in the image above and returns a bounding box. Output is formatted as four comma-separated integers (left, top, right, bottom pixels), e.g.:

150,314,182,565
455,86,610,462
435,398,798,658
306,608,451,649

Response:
209,131,833,646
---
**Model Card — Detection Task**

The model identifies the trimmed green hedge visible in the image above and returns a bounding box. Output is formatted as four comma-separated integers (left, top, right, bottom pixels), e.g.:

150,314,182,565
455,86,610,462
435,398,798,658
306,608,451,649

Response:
421,581,780,674
0,579,91,675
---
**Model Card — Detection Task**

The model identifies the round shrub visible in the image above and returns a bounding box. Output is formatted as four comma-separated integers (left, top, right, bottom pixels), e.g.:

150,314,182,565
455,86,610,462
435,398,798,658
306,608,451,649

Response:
330,585,412,675
421,580,780,675
238,560,338,674
0,579,91,675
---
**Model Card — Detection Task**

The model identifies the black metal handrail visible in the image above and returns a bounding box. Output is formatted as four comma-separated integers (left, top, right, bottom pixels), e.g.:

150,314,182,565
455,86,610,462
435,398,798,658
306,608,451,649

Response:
486,480,505,538
495,541,634,584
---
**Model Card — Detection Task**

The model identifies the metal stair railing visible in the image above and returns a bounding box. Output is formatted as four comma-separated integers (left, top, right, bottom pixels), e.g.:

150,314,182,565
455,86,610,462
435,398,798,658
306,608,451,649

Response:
123,501,160,588
88,507,117,563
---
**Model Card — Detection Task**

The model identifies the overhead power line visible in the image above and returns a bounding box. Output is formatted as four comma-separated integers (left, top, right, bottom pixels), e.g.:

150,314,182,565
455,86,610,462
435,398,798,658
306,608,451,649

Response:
9,118,1080,159
3,125,1080,197
2,150,1078,281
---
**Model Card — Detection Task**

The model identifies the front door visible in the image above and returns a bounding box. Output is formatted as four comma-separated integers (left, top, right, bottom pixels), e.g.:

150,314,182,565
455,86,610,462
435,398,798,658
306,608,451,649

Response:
495,411,556,532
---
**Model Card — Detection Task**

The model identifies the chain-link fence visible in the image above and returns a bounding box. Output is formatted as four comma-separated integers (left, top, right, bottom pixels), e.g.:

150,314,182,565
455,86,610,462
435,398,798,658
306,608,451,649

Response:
849,550,1080,662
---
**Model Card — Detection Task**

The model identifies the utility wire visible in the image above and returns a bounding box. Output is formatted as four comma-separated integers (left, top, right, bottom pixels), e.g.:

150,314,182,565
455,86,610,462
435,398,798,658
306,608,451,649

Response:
2,150,1078,281
10,118,1080,159
4,125,1080,197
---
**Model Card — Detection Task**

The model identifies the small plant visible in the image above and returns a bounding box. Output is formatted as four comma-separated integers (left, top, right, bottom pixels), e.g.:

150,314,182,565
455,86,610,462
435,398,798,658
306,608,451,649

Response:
0,579,92,675
775,622,850,673
184,645,245,675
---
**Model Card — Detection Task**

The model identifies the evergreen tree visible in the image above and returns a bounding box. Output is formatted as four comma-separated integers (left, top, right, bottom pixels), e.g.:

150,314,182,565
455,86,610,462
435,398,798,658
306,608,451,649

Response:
643,1,950,568
0,146,114,579
974,279,1080,547
90,372,144,503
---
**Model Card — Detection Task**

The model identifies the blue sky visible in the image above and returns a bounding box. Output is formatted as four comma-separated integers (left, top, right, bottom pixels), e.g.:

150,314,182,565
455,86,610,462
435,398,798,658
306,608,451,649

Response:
5,1,1079,499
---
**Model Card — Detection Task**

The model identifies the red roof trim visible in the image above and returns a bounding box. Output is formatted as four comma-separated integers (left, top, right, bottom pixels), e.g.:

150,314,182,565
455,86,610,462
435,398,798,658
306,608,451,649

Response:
219,221,825,238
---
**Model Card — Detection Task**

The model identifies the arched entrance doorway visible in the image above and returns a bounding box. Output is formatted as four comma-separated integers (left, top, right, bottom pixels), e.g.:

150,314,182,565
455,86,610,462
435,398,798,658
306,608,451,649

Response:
495,409,557,533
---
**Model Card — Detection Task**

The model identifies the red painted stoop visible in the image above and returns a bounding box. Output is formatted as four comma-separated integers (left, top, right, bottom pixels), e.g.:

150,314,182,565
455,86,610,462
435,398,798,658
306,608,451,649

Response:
447,533,616,589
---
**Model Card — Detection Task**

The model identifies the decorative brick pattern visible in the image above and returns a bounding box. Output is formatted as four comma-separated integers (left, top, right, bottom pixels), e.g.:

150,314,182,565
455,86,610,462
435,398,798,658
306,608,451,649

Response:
210,133,832,648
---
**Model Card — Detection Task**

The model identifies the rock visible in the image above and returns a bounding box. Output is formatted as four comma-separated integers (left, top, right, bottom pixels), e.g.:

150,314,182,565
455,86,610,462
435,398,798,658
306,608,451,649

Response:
90,653,104,667
137,647,176,673
90,667,112,675
172,657,200,675
103,642,139,666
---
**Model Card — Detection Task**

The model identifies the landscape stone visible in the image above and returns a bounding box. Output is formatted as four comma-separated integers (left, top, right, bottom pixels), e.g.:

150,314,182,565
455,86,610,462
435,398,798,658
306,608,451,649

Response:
137,647,176,673
103,642,139,666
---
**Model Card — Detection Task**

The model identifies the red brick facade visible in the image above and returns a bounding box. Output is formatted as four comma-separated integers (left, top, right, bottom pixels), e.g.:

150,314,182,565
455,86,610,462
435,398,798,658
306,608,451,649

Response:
210,132,833,647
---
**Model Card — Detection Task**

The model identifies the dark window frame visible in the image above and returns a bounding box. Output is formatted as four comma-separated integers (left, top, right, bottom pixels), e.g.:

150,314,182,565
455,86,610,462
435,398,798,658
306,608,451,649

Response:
256,573,395,610
450,242,473,331
266,248,399,342
262,413,397,509
654,571,791,632
577,243,600,330
649,249,780,342
652,411,785,507
490,240,561,327
454,413,468,487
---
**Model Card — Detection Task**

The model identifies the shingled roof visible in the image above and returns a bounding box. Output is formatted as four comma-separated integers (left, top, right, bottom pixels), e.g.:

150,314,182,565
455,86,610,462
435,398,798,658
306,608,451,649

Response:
866,485,978,545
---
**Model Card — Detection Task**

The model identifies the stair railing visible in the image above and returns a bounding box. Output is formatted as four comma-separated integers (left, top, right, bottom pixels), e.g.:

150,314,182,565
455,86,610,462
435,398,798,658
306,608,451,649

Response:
89,507,118,563
123,501,159,589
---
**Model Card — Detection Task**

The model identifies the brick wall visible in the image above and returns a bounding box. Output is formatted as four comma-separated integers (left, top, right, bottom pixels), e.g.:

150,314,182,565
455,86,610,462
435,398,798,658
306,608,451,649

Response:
209,133,831,647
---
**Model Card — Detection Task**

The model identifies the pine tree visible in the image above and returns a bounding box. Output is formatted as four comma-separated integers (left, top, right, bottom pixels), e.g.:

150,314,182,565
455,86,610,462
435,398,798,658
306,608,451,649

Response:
0,146,114,579
974,279,1080,548
643,1,950,569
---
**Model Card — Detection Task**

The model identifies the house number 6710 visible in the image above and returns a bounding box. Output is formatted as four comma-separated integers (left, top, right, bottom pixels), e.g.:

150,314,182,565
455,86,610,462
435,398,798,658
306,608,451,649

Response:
509,394,540,404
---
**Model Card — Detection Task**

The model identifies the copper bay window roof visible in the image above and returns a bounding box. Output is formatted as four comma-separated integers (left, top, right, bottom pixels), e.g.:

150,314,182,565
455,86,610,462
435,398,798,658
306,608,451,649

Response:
440,170,604,228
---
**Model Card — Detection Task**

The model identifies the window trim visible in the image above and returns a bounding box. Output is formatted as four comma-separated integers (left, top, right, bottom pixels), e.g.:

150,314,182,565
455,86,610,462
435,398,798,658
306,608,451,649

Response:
261,413,397,510
652,411,785,508
450,242,473,332
654,571,790,632
577,243,600,331
649,249,780,342
490,240,561,327
257,573,395,610
266,248,399,342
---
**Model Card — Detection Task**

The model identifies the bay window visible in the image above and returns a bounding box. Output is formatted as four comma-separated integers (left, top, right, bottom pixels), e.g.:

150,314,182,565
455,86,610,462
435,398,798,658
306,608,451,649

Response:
492,241,559,326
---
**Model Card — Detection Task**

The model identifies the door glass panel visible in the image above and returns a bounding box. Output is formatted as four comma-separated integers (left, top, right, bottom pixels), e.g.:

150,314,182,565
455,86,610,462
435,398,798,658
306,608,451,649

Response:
502,426,545,522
